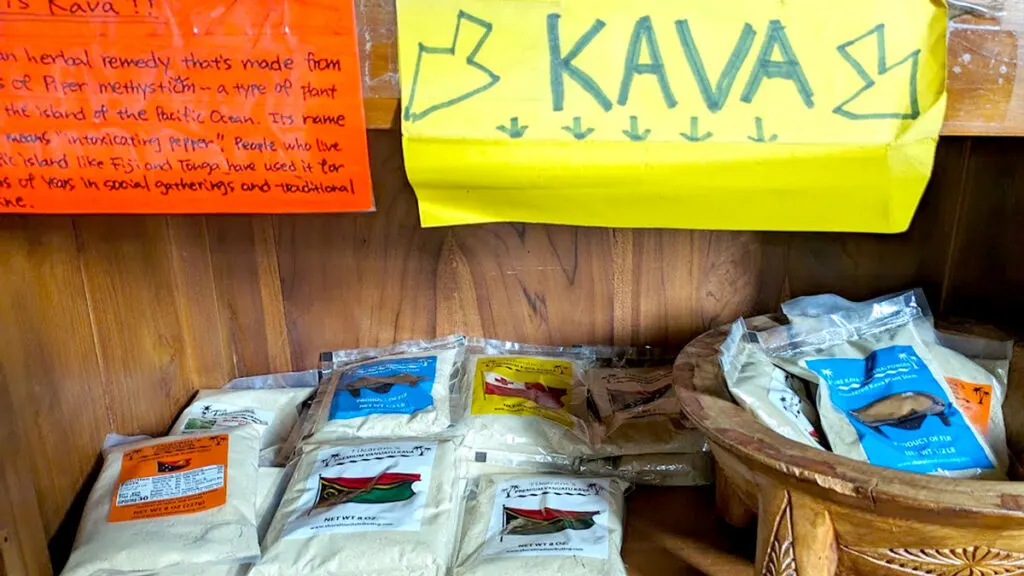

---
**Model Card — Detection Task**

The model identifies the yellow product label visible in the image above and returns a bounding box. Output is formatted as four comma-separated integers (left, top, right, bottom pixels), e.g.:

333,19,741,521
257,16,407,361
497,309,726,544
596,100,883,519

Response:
471,356,575,428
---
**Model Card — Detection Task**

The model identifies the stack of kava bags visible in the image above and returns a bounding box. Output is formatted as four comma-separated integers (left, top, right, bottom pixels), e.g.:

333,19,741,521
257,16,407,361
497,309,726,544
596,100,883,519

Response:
61,337,709,575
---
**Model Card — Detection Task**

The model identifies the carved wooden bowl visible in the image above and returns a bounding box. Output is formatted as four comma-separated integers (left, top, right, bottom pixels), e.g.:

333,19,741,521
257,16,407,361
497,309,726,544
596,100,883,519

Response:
674,315,1024,576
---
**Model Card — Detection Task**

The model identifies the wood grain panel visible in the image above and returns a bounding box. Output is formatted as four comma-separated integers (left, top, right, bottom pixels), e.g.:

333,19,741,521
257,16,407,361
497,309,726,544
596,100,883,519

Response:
943,136,1024,334
0,217,108,538
74,217,196,434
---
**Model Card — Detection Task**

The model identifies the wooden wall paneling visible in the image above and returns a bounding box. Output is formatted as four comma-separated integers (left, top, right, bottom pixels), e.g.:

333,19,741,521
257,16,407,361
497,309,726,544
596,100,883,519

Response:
165,217,236,389
275,132,443,365
204,216,294,376
773,138,972,309
943,137,1024,332
73,216,195,435
0,349,51,576
0,217,108,539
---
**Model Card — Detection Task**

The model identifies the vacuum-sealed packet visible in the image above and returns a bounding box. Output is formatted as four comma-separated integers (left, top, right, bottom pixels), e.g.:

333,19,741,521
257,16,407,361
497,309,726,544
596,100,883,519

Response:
459,339,595,468
303,336,466,442
574,452,713,486
251,439,460,576
720,319,826,450
170,386,314,463
782,290,1013,471
761,290,1008,478
453,474,628,576
62,426,262,576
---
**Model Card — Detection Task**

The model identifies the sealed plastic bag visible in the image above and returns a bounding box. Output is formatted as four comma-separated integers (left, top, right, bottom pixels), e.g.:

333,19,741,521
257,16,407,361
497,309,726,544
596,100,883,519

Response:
170,387,314,462
782,290,1013,466
760,290,1008,478
460,339,594,466
62,426,262,576
304,336,466,442
453,474,628,576
252,439,460,576
583,364,707,457
720,320,827,450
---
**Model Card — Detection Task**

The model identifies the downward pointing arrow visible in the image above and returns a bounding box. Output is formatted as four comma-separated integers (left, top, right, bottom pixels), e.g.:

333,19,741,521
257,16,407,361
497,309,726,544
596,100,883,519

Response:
496,117,528,138
622,116,651,142
562,117,595,140
747,117,777,143
833,24,921,120
402,11,501,123
680,116,713,142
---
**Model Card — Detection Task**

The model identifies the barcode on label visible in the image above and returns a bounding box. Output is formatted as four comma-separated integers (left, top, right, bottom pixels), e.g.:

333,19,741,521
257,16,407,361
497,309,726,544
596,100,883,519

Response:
115,465,225,507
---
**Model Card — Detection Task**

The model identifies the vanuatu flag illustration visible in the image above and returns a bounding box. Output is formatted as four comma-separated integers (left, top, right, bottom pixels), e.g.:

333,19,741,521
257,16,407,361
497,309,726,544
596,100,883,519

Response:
502,506,599,536
313,472,422,510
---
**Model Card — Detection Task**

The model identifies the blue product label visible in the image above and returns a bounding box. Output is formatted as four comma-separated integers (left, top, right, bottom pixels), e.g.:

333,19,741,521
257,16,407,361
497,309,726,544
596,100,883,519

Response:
329,356,437,420
805,345,992,474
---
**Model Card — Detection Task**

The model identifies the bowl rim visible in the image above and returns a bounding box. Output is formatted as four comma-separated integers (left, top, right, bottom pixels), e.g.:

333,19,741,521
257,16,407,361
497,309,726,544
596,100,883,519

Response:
673,315,1024,517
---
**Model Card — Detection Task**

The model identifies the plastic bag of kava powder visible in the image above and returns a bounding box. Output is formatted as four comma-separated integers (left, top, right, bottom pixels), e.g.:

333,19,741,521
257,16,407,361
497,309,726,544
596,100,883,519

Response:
574,452,713,486
301,336,466,443
719,319,828,450
251,439,460,576
61,425,262,576
453,474,628,576
459,339,596,472
169,378,315,465
781,290,1013,470
759,290,1009,478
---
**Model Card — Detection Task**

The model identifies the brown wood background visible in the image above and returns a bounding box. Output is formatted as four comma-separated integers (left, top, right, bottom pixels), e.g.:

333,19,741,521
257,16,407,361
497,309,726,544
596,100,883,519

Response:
2,132,1024,572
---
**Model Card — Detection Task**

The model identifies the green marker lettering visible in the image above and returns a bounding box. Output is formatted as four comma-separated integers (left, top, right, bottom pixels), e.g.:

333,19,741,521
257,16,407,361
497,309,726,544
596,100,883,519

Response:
741,20,814,108
676,20,756,113
618,15,677,108
547,14,612,112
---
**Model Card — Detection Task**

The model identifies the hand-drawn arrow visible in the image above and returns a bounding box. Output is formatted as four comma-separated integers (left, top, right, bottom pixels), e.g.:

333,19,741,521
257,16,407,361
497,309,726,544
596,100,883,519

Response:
679,116,712,142
496,117,528,138
833,24,921,120
402,11,501,123
562,117,595,140
747,117,777,143
622,116,651,142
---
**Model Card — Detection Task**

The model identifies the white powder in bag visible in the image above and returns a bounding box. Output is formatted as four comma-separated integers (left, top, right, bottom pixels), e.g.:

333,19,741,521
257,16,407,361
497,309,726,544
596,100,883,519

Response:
584,366,708,457
306,347,462,442
169,388,313,455
251,439,459,576
454,474,628,576
461,355,593,462
61,425,261,576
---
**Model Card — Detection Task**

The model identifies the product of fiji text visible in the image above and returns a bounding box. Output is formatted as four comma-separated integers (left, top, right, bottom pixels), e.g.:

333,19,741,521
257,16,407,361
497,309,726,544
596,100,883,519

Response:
584,365,707,457
461,350,593,466
251,439,459,576
720,320,826,450
761,291,1007,478
306,336,465,442
454,474,628,576
61,426,262,576
170,387,314,461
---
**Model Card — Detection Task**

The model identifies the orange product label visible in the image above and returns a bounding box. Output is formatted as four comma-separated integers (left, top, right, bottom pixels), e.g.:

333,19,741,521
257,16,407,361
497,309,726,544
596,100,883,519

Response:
946,378,993,436
0,0,373,214
108,434,229,523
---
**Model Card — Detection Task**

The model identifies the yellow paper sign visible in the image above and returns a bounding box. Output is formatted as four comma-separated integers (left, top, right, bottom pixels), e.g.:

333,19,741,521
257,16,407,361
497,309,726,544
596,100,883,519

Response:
397,0,946,231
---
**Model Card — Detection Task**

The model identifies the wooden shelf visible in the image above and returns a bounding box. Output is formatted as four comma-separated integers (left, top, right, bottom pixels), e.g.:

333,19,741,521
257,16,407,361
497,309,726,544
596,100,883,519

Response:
358,3,1024,136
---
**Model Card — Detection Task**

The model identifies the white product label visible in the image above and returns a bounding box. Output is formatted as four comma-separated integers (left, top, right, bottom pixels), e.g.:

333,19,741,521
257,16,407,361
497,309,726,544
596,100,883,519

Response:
182,402,274,433
767,369,820,439
282,441,436,538
482,477,611,559
115,465,225,506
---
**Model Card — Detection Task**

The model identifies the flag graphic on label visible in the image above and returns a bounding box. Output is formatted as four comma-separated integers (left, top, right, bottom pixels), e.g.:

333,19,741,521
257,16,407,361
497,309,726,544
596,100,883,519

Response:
484,372,568,409
313,473,422,510
503,507,600,536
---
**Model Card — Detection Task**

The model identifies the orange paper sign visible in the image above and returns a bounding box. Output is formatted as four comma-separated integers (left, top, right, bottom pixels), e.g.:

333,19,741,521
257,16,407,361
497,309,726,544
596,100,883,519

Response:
0,0,373,213
109,434,229,522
